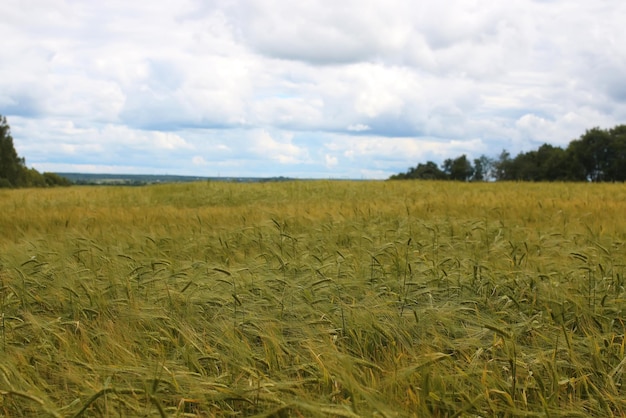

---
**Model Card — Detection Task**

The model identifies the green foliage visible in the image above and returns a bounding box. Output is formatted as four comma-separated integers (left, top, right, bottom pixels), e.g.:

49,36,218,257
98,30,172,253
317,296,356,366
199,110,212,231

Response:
0,178,12,188
389,161,448,180
472,155,494,181
392,124,626,182
496,144,576,181
442,154,473,181
568,126,626,182
0,115,25,186
43,172,72,187
0,114,71,188
493,149,511,181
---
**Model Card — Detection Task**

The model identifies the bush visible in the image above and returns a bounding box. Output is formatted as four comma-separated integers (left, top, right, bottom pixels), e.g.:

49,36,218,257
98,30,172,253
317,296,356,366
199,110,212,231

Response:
0,178,13,188
43,172,72,187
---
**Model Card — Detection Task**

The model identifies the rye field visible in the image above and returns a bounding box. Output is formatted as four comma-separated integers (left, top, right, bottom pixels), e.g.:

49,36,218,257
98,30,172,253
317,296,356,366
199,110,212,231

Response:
1,180,626,417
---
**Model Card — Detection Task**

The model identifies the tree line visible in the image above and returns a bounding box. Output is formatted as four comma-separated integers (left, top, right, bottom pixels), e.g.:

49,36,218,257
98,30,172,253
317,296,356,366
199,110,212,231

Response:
0,115,70,188
390,125,626,182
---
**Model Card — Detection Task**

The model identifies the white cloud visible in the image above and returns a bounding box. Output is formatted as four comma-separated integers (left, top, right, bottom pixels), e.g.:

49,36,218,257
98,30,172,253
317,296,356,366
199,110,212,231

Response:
327,134,487,167
350,64,411,118
325,154,338,169
192,156,208,166
2,0,626,179
347,124,371,132
251,130,309,165
232,0,407,65
152,132,193,150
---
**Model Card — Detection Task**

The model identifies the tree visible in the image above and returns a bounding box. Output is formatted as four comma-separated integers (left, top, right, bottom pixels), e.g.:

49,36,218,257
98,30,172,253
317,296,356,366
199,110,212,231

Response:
0,115,26,187
569,128,612,181
566,126,626,182
44,172,72,187
503,145,559,181
472,155,494,182
0,114,71,188
442,154,474,181
389,161,448,180
493,150,512,181
413,161,448,180
534,144,570,181
389,124,626,183
605,125,626,181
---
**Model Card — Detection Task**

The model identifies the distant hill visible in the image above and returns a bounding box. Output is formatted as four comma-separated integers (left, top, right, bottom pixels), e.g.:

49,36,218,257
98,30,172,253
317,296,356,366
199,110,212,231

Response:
55,173,296,185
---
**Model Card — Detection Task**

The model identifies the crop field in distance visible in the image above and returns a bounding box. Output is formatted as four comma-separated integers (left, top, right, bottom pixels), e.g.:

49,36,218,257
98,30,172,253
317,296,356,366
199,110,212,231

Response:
1,180,626,417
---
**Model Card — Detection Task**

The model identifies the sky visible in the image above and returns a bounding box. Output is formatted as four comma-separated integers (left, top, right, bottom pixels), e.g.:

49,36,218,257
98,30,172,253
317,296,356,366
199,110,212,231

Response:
1,0,625,179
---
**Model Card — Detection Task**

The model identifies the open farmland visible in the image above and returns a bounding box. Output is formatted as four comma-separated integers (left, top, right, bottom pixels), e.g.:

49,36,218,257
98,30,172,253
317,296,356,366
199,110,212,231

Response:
1,181,626,417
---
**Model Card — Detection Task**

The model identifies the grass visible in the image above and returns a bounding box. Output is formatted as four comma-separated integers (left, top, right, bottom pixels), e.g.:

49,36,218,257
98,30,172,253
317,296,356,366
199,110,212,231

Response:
1,180,626,416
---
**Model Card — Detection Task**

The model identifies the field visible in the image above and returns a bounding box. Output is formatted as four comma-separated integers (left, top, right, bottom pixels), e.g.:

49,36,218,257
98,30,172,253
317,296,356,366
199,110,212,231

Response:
1,180,626,417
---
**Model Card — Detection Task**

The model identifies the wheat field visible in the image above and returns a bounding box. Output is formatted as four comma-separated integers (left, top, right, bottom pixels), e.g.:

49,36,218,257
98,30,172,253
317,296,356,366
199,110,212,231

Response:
1,180,626,417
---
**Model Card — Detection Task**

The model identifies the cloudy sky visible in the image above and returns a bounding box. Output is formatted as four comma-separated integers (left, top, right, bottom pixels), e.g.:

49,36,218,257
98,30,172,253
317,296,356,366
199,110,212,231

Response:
2,0,625,179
